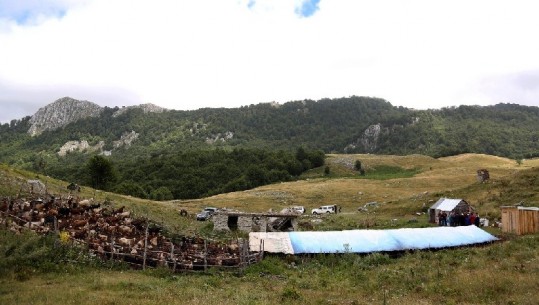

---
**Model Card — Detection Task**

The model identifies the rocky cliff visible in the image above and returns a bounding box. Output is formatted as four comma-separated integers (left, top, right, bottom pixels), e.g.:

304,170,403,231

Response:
28,97,103,136
28,98,167,136
344,123,383,153
112,103,166,117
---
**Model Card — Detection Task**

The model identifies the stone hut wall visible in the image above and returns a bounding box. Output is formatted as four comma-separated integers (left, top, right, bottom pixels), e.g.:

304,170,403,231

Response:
212,214,230,231
238,216,254,233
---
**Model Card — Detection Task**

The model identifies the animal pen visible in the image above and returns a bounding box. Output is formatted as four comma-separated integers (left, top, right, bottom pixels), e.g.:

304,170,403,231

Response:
0,196,263,272
501,206,539,235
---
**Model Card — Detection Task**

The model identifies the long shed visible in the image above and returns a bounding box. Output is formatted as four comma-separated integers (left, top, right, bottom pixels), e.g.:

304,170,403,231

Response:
249,226,498,254
501,206,539,235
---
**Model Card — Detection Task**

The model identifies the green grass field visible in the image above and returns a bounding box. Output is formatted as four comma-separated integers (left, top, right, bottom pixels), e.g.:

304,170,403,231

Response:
1,153,538,304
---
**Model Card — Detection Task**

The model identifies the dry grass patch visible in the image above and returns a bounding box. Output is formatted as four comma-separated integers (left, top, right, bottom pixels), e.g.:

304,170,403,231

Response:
178,153,530,220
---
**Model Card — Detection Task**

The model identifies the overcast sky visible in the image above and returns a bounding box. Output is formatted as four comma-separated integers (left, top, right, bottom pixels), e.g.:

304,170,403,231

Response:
1,0,539,123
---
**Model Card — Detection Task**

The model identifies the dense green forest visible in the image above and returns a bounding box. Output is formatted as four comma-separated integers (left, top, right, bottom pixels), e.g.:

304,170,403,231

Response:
56,147,324,200
1,96,538,199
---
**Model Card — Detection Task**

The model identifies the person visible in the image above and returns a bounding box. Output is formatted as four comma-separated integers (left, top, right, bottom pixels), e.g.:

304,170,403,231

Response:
469,212,477,226
438,211,446,226
474,213,480,226
457,213,465,226
448,212,453,227
441,211,447,226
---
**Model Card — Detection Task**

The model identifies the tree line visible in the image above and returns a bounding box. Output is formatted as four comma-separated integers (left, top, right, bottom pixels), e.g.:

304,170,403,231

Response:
85,147,324,200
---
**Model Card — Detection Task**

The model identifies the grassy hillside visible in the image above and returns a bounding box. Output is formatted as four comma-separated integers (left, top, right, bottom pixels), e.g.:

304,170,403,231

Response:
2,153,538,230
1,153,538,305
177,154,539,225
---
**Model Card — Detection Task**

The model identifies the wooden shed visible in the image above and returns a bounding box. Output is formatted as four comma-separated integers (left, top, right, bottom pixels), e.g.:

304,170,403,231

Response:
501,206,539,235
428,198,472,223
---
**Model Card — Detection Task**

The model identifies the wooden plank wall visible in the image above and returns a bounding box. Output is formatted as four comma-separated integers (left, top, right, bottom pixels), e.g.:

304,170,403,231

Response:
519,208,539,235
501,207,539,235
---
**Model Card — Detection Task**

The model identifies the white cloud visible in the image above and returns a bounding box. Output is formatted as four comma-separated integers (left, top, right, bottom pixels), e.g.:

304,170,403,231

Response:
1,0,539,122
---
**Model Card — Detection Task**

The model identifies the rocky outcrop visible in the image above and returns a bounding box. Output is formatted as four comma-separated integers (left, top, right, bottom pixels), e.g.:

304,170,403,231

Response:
344,123,383,153
206,131,234,144
113,131,139,148
28,97,103,136
112,103,166,117
360,123,382,152
58,131,138,156
58,140,105,156
58,140,90,156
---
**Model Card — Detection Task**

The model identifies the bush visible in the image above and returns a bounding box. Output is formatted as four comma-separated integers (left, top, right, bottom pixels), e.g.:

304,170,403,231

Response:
281,286,301,301
0,228,105,277
244,256,287,276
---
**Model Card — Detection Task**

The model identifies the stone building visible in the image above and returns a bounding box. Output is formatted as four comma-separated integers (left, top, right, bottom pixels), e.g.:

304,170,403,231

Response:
212,211,299,233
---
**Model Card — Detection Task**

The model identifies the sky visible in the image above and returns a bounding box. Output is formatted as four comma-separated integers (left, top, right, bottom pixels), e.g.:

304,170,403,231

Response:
1,0,539,123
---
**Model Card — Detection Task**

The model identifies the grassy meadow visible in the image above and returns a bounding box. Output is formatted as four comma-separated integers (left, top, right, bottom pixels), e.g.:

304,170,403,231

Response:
1,153,538,304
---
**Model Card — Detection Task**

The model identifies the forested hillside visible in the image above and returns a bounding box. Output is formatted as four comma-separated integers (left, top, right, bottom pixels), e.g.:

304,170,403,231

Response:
1,96,538,199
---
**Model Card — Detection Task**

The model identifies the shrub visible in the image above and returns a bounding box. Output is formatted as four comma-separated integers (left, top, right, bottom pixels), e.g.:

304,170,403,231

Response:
280,286,301,301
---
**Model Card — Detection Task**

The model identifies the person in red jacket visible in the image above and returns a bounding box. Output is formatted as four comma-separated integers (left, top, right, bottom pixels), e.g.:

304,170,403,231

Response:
469,212,477,226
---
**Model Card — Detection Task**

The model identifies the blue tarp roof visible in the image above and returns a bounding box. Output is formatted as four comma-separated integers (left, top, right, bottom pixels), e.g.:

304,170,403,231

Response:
249,226,498,254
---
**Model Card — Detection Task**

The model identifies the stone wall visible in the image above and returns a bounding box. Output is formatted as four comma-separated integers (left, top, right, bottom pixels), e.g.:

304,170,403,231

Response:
238,216,254,233
212,214,230,232
212,213,297,233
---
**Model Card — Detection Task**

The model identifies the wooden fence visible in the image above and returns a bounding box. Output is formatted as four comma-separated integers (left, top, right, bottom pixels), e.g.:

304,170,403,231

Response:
1,210,264,273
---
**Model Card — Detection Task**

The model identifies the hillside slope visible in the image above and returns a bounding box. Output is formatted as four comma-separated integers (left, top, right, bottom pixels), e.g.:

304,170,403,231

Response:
1,97,538,200
2,97,538,160
169,153,539,225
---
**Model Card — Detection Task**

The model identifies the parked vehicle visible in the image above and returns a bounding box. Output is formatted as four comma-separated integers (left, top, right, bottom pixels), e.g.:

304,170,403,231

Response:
196,207,219,221
311,205,336,215
204,207,218,214
196,210,212,221
290,206,305,214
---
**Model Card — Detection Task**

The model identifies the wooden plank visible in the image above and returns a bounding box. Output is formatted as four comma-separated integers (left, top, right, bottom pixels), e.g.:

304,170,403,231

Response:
503,207,539,235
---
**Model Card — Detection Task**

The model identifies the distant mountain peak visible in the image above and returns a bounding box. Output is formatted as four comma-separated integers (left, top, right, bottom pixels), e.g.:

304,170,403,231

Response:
28,97,103,136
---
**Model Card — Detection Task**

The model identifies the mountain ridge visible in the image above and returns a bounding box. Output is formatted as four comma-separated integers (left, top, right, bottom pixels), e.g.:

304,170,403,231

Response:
4,96,539,160
27,97,167,136
1,95,538,200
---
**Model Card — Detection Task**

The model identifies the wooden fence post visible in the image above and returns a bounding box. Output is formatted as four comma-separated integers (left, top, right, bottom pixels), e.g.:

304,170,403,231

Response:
143,221,149,270
241,239,245,272
1,211,7,229
111,235,115,261
86,228,91,252
54,216,58,234
260,239,264,261
171,244,177,273
204,239,208,273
